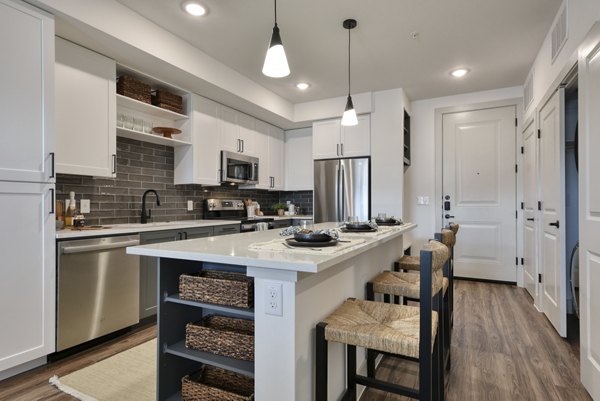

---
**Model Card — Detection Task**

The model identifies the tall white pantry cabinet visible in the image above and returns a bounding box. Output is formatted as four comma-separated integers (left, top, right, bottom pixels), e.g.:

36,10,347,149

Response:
0,0,56,377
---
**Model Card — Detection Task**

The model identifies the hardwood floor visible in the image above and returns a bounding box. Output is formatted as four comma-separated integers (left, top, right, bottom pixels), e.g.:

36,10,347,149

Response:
0,281,591,401
0,324,156,401
360,280,592,401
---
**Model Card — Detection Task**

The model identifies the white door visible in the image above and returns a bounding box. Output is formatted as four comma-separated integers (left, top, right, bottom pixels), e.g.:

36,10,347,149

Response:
313,119,341,159
55,37,116,177
442,106,517,281
578,22,600,399
0,0,54,183
522,117,539,300
0,181,55,372
539,89,567,337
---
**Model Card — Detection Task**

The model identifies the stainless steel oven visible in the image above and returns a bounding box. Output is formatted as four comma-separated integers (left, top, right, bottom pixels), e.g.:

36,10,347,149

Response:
221,151,259,184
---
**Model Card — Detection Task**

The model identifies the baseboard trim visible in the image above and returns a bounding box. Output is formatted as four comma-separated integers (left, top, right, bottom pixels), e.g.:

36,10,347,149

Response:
454,276,516,285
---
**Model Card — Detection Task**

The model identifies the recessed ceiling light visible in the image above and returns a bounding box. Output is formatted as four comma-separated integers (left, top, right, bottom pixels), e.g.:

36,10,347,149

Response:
182,1,206,16
296,82,310,90
450,68,469,78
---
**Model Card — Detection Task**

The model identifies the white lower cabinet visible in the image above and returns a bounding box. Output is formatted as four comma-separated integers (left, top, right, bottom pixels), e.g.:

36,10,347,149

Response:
55,37,116,177
0,181,55,374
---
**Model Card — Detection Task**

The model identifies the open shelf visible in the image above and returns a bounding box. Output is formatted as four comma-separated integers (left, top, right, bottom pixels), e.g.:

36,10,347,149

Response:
117,127,191,147
117,94,188,121
165,340,255,378
165,294,255,318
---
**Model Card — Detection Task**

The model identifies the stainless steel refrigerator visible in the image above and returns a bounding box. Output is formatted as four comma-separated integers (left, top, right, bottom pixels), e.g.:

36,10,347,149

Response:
314,157,371,223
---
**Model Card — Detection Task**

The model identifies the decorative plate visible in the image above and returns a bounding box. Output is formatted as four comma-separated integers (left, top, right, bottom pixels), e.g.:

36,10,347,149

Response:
294,232,333,242
285,238,338,247
152,126,182,138
341,227,378,233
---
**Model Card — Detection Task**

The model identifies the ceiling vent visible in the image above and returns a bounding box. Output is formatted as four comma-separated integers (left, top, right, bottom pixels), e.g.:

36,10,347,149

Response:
551,4,568,63
524,68,534,112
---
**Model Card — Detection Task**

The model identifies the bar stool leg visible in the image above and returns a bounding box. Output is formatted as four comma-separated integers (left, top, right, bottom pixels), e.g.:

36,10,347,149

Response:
345,345,357,400
365,282,377,378
316,323,328,401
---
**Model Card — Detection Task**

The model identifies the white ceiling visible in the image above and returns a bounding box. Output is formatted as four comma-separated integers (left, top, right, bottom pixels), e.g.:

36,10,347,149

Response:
115,0,561,103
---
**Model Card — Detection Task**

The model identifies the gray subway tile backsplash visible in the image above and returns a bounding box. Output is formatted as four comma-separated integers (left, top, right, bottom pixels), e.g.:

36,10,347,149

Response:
56,137,312,226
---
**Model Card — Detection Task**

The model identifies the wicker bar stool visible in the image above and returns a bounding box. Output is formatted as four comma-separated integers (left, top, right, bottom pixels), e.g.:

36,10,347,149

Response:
366,239,449,376
315,240,448,401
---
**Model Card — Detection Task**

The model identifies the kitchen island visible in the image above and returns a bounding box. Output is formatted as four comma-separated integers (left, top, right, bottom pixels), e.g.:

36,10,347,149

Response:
127,222,416,401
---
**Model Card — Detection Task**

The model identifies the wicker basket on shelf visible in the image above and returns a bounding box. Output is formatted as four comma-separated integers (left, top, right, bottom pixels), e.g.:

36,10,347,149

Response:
185,315,254,361
116,75,151,104
151,89,183,114
181,365,254,401
179,270,254,308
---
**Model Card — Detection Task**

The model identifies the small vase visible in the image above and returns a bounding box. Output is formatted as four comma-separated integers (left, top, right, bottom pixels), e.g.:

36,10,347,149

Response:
277,209,285,217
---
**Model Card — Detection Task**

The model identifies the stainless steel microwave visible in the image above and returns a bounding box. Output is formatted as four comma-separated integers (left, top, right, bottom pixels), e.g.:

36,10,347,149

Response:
221,150,259,184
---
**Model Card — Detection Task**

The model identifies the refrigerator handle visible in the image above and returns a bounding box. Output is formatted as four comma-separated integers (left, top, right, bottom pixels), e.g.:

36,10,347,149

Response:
336,163,341,222
340,164,345,222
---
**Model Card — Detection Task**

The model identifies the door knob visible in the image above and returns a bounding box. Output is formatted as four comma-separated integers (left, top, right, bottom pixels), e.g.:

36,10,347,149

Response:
549,220,560,228
445,214,455,219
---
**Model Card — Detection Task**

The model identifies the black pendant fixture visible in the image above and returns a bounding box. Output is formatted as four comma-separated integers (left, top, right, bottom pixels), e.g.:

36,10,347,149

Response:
262,0,290,78
341,18,358,126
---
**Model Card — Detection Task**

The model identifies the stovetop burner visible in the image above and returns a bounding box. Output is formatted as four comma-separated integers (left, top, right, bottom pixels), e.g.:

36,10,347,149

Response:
203,199,274,224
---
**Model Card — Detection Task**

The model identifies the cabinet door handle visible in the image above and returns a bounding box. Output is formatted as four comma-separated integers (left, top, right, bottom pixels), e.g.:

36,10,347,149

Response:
49,188,55,214
112,154,116,174
549,220,560,228
527,218,535,221
340,143,344,156
49,152,55,179
237,139,240,152
241,139,244,153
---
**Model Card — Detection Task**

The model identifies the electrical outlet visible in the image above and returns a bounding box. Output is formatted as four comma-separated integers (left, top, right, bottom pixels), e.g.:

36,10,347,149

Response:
265,281,283,316
187,200,194,211
80,199,90,213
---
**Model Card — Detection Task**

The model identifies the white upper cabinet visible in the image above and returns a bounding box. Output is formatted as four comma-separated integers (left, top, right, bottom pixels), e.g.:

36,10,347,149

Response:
243,120,284,190
268,125,285,190
218,106,257,156
252,120,271,189
0,0,54,183
174,94,220,185
237,113,257,156
312,115,370,159
284,127,313,191
55,38,116,177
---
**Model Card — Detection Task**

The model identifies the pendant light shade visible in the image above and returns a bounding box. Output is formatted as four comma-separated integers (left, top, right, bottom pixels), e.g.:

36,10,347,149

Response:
262,0,290,78
341,19,358,126
341,95,358,126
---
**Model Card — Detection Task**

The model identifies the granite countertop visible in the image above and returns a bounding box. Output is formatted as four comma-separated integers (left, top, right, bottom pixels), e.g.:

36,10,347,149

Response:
127,222,416,274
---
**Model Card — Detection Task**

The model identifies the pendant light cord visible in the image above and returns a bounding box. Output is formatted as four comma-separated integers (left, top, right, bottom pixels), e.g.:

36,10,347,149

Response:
274,0,277,25
347,25,351,96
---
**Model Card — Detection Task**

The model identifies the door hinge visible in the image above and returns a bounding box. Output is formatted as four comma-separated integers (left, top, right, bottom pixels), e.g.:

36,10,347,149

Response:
538,201,542,211
521,146,524,154
521,257,524,265
515,118,518,127
538,273,542,283
537,129,541,139
521,202,524,210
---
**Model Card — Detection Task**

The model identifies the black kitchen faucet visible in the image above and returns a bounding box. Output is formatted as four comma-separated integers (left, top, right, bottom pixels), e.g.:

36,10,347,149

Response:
141,189,161,224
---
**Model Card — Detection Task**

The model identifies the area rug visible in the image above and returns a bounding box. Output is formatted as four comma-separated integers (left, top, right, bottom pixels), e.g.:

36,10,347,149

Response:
49,339,156,401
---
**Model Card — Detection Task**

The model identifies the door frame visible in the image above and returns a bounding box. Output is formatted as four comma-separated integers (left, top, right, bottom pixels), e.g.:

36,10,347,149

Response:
434,98,523,285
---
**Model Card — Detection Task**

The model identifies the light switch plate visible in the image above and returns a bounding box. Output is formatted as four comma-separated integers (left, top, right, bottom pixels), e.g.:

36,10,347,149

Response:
80,199,91,213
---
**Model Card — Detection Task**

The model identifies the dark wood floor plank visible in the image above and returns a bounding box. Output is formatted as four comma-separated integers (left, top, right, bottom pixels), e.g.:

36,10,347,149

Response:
360,280,592,401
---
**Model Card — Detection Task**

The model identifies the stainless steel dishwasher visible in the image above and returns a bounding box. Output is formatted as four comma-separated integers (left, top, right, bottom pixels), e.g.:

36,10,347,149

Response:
57,235,140,351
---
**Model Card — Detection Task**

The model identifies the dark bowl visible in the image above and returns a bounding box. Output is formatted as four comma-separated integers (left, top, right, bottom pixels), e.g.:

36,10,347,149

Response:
294,232,332,242
345,222,372,230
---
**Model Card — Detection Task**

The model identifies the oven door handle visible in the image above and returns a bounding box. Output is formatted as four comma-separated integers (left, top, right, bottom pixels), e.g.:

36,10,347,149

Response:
61,239,140,254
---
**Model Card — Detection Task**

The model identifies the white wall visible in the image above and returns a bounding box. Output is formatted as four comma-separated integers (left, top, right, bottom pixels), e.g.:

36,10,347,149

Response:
405,86,523,253
525,0,600,119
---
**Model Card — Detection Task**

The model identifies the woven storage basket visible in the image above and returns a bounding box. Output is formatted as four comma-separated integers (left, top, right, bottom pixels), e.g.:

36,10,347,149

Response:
151,90,183,114
179,270,254,308
181,365,254,401
185,315,254,361
116,75,151,104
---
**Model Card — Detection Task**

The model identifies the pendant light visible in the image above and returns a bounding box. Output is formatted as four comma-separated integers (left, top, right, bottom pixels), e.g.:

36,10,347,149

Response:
341,19,358,126
262,0,290,78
